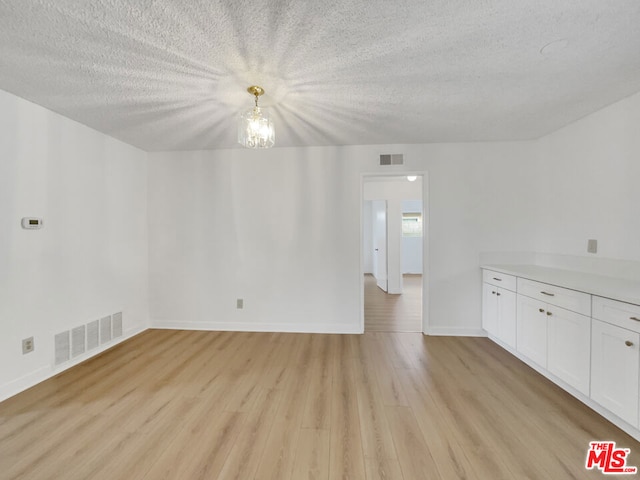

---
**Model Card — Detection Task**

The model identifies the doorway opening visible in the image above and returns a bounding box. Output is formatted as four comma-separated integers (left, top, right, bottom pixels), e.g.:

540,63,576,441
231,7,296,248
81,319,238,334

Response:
361,174,427,333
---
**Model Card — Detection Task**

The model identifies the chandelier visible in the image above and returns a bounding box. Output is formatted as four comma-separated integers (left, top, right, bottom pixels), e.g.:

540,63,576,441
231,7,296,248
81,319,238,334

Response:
238,85,275,149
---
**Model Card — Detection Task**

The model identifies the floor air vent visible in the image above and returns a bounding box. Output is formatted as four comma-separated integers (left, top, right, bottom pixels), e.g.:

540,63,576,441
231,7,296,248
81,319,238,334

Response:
55,311,123,367
379,154,404,166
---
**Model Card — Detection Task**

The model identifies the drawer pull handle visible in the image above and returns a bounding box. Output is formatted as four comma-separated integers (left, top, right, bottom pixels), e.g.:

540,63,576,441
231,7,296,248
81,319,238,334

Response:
630,317,640,322
538,308,545,313
625,340,634,347
546,311,552,316
493,277,502,281
496,292,501,296
541,291,555,297
492,291,496,295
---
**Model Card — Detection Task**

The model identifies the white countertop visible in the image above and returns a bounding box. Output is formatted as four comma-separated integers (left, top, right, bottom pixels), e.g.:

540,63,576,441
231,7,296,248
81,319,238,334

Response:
482,264,640,306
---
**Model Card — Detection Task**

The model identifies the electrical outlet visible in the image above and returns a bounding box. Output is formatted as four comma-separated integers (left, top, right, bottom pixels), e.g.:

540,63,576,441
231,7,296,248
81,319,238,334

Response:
587,239,598,254
237,298,244,309
22,337,34,354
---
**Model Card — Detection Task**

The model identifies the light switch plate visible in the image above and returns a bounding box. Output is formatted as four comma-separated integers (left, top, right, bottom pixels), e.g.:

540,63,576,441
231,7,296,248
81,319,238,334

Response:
587,239,597,254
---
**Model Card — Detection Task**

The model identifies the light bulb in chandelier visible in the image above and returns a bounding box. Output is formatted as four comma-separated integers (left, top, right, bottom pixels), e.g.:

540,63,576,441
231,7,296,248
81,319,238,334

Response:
238,85,275,149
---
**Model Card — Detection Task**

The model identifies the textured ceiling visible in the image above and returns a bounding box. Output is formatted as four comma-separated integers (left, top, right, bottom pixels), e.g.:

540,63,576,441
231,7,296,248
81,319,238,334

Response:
0,0,639,151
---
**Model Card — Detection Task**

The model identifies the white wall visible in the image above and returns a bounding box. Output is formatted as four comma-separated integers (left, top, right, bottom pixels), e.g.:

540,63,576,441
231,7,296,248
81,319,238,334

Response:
481,91,640,279
533,91,640,264
150,91,637,338
148,143,539,335
0,89,149,401
0,79,636,401
149,90,640,334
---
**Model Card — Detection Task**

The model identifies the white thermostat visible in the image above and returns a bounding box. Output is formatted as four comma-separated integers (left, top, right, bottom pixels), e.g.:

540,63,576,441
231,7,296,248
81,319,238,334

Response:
21,217,44,229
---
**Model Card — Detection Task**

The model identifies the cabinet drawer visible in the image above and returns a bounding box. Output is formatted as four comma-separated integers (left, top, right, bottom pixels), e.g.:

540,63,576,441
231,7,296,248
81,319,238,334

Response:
593,296,640,334
483,270,516,291
517,278,591,316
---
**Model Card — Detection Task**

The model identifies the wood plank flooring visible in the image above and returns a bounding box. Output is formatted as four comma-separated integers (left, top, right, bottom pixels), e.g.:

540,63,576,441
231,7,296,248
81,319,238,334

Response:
1,330,639,479
365,274,422,332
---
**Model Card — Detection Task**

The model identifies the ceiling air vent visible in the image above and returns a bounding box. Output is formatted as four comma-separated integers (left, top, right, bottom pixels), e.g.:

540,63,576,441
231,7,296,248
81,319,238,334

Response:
379,154,404,166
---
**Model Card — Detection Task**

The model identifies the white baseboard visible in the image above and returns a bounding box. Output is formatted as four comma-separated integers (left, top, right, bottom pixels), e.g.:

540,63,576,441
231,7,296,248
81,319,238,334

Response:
0,366,51,403
0,326,147,402
425,326,486,337
151,320,362,334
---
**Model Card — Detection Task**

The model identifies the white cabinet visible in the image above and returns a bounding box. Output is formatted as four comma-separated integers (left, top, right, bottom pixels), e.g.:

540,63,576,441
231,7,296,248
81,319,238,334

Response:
547,306,590,396
591,319,640,426
483,269,517,291
482,270,516,348
516,294,590,393
516,294,548,368
517,278,591,316
591,296,640,427
592,296,640,331
482,265,640,440
516,277,591,393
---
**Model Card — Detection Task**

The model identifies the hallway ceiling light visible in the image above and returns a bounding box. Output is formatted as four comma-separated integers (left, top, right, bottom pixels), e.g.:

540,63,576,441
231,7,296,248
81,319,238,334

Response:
407,175,417,182
238,85,275,149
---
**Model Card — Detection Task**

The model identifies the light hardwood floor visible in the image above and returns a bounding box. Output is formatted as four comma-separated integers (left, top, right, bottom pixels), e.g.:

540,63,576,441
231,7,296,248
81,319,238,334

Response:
1,329,638,479
365,274,422,332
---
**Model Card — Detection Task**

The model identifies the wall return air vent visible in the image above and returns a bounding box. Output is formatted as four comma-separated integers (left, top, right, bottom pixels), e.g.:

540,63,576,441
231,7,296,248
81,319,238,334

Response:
53,312,124,368
379,154,404,166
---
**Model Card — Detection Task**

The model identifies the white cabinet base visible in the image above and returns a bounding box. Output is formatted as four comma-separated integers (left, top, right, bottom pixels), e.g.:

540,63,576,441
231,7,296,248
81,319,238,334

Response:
489,335,640,443
482,265,640,443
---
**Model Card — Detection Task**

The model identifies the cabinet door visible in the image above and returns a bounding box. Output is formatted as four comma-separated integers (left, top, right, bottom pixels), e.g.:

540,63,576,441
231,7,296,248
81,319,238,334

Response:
482,282,499,337
517,295,547,368
591,319,640,426
547,306,591,395
497,288,516,349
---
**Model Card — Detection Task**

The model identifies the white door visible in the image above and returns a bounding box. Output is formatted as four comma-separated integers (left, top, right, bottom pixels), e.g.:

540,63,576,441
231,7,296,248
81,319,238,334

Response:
371,200,388,292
